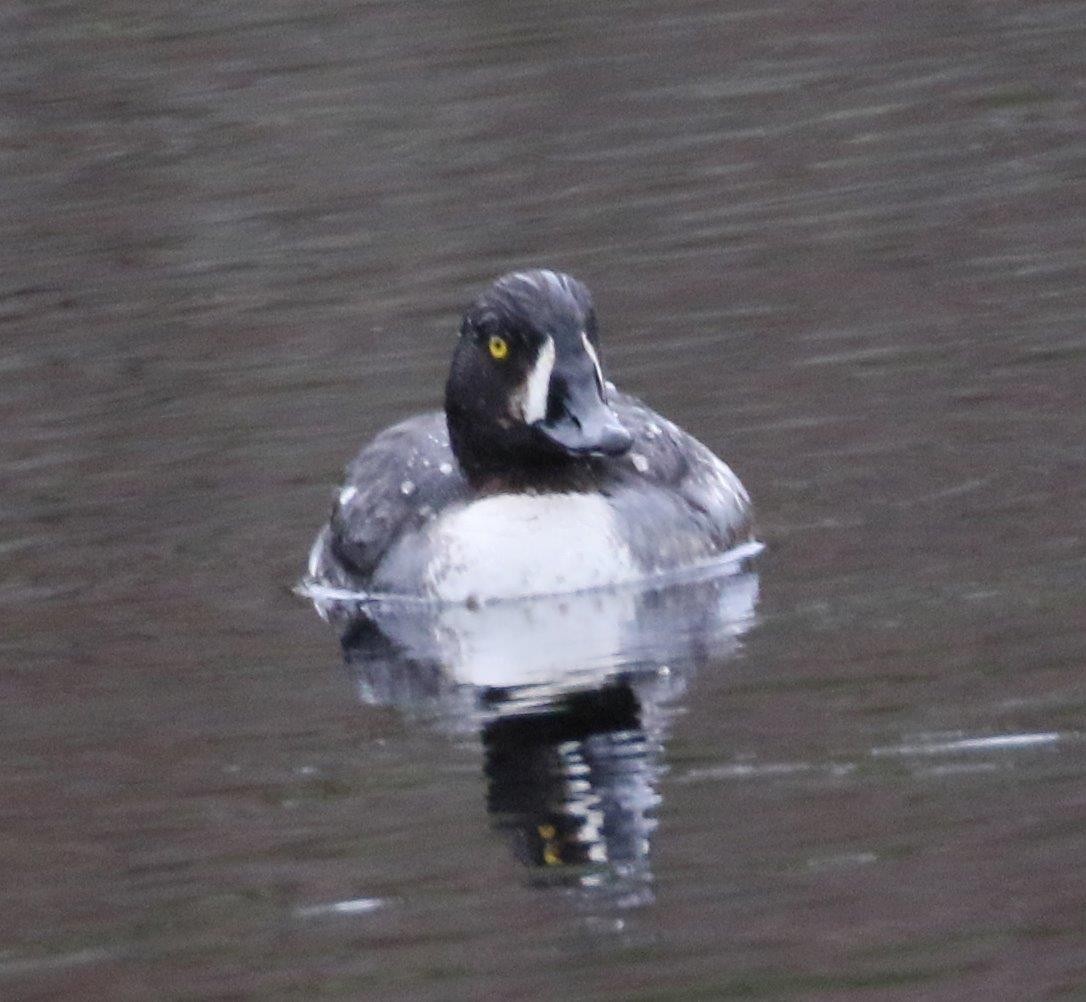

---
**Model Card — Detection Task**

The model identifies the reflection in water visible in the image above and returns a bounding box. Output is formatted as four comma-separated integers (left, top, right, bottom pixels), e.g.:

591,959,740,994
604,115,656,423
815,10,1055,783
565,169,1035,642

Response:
313,561,758,905
482,683,658,906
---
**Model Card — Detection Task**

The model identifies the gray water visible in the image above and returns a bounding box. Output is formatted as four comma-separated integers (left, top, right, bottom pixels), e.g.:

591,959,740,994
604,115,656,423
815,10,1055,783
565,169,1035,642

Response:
3,1,1086,998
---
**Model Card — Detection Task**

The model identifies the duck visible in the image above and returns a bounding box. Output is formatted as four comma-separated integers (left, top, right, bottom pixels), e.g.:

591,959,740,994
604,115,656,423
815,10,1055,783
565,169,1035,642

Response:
307,269,754,604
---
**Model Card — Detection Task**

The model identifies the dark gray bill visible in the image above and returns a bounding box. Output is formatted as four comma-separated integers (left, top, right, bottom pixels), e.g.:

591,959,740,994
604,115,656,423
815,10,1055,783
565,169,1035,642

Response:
533,379,633,457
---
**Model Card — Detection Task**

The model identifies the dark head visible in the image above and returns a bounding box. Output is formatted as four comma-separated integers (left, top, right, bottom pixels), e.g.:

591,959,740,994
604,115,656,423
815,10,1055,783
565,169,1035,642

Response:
445,270,632,480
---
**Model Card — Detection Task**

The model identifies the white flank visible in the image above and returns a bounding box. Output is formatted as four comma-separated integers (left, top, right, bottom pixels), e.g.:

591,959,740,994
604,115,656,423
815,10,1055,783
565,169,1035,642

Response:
517,335,556,423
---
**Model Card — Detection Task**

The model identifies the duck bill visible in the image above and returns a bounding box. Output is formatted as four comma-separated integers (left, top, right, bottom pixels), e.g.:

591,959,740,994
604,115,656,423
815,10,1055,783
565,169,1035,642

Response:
533,380,633,457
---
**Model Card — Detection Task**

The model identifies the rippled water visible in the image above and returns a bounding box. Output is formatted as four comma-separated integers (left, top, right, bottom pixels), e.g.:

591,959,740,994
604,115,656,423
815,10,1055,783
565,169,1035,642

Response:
3,1,1085,998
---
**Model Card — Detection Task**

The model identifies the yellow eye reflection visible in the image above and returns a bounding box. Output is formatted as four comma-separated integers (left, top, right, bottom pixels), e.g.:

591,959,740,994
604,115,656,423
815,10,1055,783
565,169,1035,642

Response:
538,823,562,866
488,335,509,360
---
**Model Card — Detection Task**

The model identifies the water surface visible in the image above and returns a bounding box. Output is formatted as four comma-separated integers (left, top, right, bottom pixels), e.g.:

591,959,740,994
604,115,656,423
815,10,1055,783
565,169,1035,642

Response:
3,0,1085,998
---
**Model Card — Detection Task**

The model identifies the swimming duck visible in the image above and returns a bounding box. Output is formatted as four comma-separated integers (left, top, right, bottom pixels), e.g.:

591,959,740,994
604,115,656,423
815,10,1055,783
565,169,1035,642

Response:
307,269,754,603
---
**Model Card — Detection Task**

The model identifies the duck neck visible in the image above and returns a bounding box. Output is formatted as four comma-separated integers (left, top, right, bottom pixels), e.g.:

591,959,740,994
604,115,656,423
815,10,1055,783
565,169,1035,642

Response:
445,406,598,492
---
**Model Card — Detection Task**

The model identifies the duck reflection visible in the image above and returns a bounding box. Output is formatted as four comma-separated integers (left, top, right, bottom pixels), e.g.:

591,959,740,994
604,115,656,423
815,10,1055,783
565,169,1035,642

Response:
481,682,660,907
315,557,759,905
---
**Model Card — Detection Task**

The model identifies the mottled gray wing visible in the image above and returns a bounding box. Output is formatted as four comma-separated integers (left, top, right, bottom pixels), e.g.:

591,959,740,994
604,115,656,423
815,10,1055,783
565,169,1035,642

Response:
607,391,753,566
322,412,470,584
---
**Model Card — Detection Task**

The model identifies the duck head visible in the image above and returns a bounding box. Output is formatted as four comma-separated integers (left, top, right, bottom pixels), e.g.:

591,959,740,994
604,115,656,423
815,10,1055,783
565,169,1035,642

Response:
445,270,632,480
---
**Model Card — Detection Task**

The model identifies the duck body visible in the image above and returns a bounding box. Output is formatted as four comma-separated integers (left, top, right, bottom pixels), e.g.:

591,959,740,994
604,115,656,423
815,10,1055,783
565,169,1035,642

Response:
307,271,754,604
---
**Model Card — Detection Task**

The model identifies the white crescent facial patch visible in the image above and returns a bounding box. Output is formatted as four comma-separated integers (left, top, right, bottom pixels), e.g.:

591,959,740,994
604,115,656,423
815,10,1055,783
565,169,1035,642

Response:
513,335,556,423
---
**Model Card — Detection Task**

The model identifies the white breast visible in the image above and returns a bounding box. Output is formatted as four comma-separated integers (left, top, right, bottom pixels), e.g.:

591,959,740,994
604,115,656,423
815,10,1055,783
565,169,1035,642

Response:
422,493,640,603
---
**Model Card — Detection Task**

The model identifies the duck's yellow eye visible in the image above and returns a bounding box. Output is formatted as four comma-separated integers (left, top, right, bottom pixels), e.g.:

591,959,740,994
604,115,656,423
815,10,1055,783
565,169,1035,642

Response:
488,335,509,360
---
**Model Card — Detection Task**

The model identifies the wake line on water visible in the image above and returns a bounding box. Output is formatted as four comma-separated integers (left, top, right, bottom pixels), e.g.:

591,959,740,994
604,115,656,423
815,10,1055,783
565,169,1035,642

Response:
870,731,1068,756
296,539,765,608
